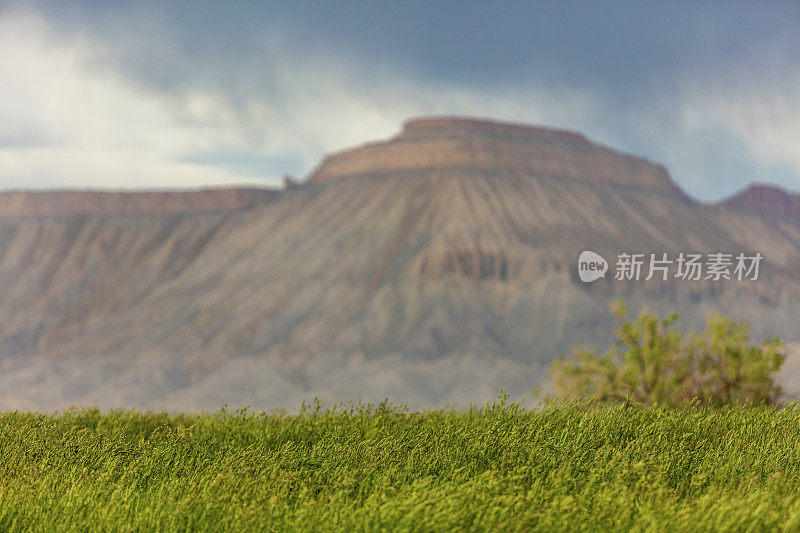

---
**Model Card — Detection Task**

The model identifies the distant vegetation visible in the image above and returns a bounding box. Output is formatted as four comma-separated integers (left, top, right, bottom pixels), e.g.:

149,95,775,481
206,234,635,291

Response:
3,400,800,530
551,301,786,407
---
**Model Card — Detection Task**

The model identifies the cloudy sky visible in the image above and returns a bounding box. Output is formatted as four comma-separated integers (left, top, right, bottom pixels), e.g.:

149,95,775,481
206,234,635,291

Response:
1,1,798,200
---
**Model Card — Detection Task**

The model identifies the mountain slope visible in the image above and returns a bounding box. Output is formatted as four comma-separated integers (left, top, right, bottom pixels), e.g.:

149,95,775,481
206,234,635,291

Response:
1,117,800,410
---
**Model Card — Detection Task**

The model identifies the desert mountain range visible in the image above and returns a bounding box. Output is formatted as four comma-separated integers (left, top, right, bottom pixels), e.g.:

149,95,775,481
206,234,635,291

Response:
2,117,800,411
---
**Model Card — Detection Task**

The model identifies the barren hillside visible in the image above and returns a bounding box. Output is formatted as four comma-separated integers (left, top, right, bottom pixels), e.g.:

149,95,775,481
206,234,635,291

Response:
1,117,799,410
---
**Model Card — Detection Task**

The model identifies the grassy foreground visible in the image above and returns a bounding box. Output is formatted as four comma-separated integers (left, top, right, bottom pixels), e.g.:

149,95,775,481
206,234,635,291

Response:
2,399,800,531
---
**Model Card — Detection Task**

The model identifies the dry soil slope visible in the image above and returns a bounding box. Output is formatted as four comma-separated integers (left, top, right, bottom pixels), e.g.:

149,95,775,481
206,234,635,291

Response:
2,118,800,410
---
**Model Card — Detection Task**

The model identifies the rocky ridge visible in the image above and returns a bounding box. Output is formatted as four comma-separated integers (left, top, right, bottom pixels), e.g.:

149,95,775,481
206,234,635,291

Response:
722,183,800,220
1,116,800,411
0,188,278,218
310,117,684,197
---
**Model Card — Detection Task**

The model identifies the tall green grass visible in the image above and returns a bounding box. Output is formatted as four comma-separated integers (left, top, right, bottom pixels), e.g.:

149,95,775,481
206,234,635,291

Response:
1,397,800,531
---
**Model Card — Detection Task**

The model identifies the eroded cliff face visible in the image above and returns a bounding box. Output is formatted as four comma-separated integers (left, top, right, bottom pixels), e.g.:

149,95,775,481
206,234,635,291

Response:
309,117,684,197
722,184,800,220
0,188,278,218
1,116,800,411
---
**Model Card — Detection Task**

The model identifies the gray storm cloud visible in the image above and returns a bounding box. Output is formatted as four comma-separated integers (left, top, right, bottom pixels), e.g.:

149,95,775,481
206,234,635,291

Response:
0,2,798,198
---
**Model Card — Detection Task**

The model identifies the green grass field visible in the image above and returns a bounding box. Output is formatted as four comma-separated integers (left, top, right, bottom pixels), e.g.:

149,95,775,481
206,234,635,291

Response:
2,397,800,531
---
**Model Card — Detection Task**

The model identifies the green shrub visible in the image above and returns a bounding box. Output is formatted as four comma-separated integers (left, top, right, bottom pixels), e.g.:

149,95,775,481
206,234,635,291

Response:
551,301,786,406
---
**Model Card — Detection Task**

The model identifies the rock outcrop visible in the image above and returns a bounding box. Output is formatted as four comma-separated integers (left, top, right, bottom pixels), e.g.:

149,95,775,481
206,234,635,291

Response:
1,116,800,411
722,183,800,220
0,188,278,218
309,117,685,197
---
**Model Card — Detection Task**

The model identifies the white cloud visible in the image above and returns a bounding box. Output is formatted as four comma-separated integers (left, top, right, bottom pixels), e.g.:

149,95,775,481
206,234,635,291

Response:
0,10,281,189
645,57,800,200
0,9,600,191
3,6,797,201
682,69,800,176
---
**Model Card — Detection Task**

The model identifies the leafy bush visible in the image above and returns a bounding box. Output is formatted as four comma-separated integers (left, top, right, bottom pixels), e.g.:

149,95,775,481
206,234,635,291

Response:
551,301,786,406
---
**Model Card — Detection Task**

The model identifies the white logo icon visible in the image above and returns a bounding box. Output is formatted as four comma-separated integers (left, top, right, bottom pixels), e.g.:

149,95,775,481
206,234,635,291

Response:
578,251,608,282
